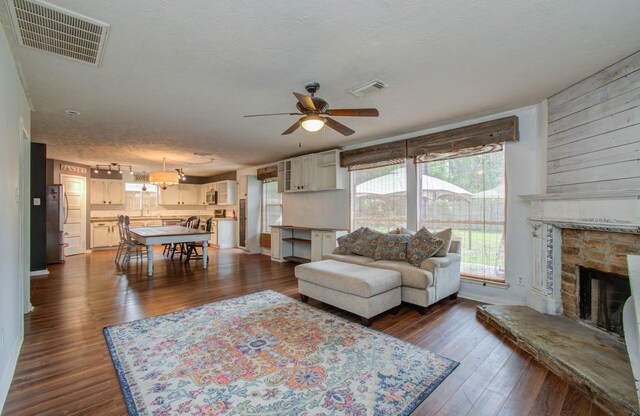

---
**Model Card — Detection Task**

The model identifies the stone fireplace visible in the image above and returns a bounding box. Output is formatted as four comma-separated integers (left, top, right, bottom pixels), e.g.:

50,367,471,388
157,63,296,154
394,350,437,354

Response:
522,190,640,317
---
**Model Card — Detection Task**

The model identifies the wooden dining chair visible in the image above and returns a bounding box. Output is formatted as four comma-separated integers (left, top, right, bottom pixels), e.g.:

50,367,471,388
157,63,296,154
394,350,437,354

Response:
184,217,212,263
170,216,201,260
122,216,147,265
114,215,127,264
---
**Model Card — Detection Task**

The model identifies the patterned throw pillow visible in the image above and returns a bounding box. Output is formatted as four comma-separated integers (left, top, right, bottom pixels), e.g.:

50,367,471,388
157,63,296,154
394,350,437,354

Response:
407,227,445,267
374,233,410,261
336,227,365,254
434,228,453,257
351,228,384,258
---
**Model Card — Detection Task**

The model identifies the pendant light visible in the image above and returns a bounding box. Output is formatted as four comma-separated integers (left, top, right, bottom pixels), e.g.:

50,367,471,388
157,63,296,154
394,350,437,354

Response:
148,158,179,190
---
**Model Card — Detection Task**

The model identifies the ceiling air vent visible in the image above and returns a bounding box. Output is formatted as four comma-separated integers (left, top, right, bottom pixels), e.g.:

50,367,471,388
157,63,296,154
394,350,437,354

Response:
7,0,109,66
348,79,389,97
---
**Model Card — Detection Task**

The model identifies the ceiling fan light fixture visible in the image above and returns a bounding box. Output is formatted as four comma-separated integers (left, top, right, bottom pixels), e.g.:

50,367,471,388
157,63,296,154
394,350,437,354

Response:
301,115,325,132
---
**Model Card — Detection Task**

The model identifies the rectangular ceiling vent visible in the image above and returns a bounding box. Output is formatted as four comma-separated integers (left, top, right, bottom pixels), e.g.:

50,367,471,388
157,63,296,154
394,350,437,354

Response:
348,79,389,97
6,0,109,66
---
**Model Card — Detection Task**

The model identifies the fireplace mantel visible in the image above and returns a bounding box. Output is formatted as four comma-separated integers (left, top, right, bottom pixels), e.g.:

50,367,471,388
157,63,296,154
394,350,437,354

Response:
520,190,640,315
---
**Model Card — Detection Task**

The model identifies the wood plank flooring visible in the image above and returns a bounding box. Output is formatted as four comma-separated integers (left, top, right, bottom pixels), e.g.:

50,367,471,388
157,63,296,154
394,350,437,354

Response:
3,248,604,415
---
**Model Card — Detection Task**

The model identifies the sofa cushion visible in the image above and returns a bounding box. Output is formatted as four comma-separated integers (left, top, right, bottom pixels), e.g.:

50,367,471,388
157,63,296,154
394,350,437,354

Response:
407,227,444,267
351,228,383,258
434,228,453,257
420,253,462,274
374,233,410,261
295,260,401,298
336,227,365,254
369,260,434,289
324,253,376,266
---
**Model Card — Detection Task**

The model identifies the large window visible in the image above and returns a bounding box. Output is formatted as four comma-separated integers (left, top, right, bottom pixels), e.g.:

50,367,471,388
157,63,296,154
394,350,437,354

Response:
351,163,407,232
125,183,158,212
262,181,282,233
418,150,505,281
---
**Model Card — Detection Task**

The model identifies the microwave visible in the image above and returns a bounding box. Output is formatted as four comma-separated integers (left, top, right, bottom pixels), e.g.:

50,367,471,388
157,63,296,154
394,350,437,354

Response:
206,190,217,205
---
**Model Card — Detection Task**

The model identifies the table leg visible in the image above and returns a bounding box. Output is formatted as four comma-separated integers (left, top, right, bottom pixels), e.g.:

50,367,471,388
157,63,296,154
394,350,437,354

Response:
202,241,208,269
147,244,154,277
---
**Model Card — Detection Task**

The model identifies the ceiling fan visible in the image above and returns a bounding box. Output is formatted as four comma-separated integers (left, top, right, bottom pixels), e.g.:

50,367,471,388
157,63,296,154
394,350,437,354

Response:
244,82,379,136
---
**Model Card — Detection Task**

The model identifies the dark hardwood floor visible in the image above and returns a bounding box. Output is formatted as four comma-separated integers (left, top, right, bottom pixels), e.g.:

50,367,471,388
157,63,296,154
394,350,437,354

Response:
3,248,602,415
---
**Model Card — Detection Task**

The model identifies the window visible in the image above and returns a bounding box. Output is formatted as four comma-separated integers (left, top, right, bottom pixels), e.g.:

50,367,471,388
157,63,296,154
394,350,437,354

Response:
125,182,158,212
418,150,505,281
350,163,407,232
262,181,282,233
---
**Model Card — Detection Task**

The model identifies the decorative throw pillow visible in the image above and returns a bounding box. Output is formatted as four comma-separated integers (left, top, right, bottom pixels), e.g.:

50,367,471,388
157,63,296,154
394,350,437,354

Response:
351,228,383,258
398,227,416,235
434,228,453,257
374,233,410,261
336,227,365,255
407,227,445,267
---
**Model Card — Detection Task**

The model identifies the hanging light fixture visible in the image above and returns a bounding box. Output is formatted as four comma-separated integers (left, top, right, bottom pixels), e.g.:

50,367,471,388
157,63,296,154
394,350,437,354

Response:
148,157,180,190
141,171,147,192
301,115,325,132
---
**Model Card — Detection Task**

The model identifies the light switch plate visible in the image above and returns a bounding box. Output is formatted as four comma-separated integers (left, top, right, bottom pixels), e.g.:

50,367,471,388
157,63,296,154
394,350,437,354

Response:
33,198,41,206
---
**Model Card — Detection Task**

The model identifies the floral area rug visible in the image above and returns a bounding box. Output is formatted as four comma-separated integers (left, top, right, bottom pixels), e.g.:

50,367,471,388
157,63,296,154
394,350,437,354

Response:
104,290,458,415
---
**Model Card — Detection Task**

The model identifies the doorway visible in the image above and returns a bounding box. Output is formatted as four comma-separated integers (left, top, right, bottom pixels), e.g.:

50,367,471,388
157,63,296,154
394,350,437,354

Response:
60,174,86,256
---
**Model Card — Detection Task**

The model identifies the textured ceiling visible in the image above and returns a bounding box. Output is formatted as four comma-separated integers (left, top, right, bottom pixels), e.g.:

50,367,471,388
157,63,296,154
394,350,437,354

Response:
1,0,639,176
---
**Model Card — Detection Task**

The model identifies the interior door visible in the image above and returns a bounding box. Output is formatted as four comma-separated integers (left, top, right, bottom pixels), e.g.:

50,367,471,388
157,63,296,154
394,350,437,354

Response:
61,174,86,256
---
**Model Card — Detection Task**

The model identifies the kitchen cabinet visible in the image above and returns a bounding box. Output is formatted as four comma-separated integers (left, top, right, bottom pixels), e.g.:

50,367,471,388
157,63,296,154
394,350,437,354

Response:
158,184,201,205
271,226,347,263
216,220,237,248
216,180,237,205
91,221,118,248
197,184,214,206
90,179,124,205
276,150,345,193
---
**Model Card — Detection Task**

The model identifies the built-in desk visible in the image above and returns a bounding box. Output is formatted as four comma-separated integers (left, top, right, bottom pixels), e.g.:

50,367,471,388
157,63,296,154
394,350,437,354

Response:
270,225,348,263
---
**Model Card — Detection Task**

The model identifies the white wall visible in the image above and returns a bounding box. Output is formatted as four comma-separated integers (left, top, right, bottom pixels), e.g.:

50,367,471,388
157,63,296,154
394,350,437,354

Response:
0,25,31,410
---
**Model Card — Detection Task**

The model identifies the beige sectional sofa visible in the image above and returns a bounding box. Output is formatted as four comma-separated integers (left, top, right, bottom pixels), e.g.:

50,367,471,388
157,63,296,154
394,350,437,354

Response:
323,240,462,313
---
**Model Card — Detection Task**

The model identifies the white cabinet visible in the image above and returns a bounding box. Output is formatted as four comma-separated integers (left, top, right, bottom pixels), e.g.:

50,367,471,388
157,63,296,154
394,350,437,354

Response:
277,150,345,193
271,227,281,260
216,180,237,205
91,221,118,248
90,179,124,205
217,220,237,248
158,184,201,205
271,227,347,263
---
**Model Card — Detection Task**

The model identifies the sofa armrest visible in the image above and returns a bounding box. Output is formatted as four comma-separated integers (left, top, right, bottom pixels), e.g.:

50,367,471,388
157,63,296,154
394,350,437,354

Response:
449,239,462,254
419,253,461,273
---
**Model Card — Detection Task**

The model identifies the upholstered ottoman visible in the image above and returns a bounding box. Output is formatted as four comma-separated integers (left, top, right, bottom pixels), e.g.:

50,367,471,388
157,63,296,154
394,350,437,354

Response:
295,259,402,326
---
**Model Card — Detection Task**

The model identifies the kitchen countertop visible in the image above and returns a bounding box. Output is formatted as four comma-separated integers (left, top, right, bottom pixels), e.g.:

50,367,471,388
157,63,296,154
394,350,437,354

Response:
91,216,237,223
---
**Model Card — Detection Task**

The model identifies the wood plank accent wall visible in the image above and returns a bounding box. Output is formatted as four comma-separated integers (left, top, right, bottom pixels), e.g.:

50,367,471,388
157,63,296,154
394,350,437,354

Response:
547,51,640,193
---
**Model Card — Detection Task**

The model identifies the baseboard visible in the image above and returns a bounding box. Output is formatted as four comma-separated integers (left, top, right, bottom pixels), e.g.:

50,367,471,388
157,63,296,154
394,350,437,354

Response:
29,269,49,277
458,290,524,306
0,334,23,412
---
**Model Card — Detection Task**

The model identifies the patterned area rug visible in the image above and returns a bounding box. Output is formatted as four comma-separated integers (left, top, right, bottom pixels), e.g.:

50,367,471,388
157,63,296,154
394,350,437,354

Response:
104,290,458,415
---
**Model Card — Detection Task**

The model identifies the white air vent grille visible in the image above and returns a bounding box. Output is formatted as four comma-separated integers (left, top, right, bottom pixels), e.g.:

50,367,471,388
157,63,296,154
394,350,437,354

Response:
7,0,109,66
348,79,389,97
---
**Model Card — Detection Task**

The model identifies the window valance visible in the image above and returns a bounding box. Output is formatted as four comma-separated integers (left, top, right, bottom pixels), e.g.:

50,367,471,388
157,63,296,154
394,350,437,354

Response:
257,165,278,181
407,116,518,163
340,140,406,171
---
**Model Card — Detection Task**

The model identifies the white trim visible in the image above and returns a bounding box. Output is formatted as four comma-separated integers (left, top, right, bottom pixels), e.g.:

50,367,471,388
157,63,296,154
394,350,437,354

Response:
459,290,522,306
29,269,49,277
0,334,23,412
461,276,509,288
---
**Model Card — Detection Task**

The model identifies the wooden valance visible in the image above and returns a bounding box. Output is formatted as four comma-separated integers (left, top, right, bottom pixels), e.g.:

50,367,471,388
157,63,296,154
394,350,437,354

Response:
340,140,406,171
257,165,278,181
407,116,519,162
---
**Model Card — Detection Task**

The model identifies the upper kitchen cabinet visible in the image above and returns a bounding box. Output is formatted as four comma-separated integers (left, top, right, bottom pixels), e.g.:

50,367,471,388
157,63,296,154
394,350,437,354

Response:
216,180,237,205
90,178,124,205
277,149,345,193
158,184,201,205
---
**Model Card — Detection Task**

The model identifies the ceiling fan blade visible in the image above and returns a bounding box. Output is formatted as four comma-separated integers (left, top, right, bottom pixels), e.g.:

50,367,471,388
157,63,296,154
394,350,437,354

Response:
244,112,301,117
293,92,317,111
325,108,379,117
281,118,303,135
324,117,355,136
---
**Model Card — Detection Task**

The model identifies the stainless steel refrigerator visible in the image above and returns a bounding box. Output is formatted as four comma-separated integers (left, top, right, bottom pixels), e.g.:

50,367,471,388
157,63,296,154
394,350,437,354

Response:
46,184,65,264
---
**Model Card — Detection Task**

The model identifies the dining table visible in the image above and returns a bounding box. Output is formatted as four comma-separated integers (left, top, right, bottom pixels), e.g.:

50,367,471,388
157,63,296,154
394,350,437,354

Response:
129,225,211,277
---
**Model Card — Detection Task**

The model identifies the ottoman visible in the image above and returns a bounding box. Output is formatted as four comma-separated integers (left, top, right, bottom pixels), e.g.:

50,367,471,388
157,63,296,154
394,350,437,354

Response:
295,259,402,326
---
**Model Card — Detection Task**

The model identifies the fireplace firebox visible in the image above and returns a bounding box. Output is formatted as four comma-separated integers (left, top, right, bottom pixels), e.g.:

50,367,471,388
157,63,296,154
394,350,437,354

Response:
579,267,631,337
